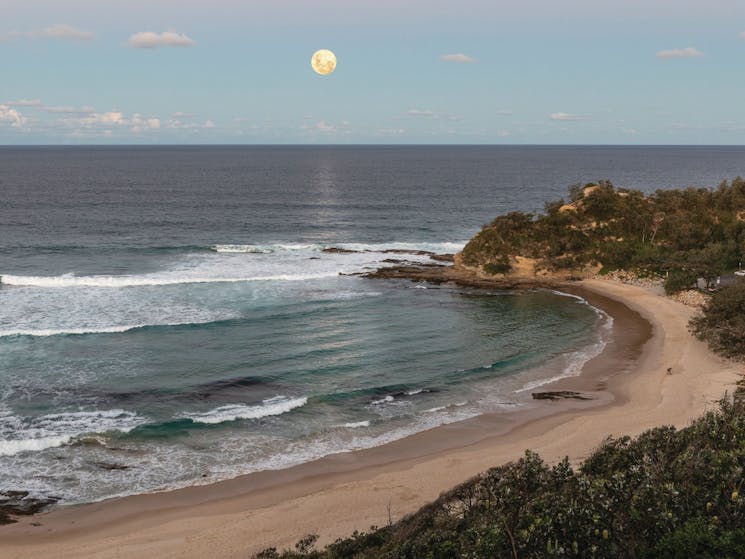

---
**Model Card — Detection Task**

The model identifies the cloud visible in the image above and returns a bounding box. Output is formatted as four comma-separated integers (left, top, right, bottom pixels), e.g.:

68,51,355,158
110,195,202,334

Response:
407,109,436,117
166,118,216,130
740,31,745,39
55,109,164,135
36,25,94,41
315,121,335,132
549,112,589,121
2,100,95,115
131,114,161,132
3,99,42,107
127,31,196,49
0,105,27,128
0,25,94,42
495,110,513,116
622,128,639,135
439,53,474,63
655,47,703,59
44,105,96,115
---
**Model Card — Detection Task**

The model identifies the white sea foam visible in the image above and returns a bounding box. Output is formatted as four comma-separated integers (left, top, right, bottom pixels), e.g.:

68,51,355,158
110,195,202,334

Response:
340,420,371,428
334,241,466,254
405,388,424,396
512,291,615,393
183,396,308,425
211,243,318,253
0,318,225,339
0,435,74,456
424,406,447,413
211,241,466,255
0,409,145,457
0,272,340,288
212,244,276,253
370,395,394,406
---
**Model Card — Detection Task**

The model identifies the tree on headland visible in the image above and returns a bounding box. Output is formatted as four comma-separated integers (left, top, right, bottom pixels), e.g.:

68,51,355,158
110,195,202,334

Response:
460,177,745,295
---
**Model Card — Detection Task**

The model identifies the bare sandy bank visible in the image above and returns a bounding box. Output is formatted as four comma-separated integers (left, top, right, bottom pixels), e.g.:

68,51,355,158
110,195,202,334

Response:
0,279,740,559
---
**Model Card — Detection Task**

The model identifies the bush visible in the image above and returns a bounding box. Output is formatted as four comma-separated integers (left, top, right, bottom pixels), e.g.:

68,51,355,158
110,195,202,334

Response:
690,282,745,359
459,179,745,292
664,269,698,294
483,255,511,275
255,385,745,559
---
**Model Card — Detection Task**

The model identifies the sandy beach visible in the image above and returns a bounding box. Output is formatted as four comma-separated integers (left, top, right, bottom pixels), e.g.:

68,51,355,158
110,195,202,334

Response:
0,278,740,559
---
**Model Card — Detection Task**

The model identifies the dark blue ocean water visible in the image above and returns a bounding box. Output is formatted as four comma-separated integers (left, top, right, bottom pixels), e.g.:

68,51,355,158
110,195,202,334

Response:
0,146,742,504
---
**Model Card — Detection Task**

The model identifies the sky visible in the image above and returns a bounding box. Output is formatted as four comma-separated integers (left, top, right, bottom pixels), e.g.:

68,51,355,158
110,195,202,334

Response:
1,0,744,144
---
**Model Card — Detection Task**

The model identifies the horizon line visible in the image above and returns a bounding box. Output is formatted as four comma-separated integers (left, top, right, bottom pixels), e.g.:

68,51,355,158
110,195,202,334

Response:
1,143,745,148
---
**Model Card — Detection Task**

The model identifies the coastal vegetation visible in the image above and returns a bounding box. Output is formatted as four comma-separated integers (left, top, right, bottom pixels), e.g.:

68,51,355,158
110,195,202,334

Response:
460,178,745,295
254,180,745,559
255,384,745,559
691,283,745,360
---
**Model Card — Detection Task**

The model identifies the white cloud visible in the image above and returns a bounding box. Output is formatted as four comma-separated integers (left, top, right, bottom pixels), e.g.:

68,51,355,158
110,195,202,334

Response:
3,99,42,107
655,47,703,59
130,114,161,133
550,112,589,121
495,110,513,116
622,128,639,135
166,118,216,130
55,109,165,136
315,121,335,132
127,31,196,49
172,112,198,118
377,128,406,136
44,105,96,115
37,25,94,41
407,109,436,117
2,100,95,115
97,111,126,125
0,105,27,128
439,53,474,63
0,25,94,42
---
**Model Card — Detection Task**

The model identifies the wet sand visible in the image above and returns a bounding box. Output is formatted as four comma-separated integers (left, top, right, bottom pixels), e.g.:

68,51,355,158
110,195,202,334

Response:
0,278,740,559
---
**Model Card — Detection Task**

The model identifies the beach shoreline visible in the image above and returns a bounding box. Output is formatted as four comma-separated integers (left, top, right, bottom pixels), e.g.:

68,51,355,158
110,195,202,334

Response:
0,277,740,559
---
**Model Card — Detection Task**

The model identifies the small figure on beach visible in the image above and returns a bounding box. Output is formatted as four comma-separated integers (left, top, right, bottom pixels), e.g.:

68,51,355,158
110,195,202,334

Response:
667,367,673,375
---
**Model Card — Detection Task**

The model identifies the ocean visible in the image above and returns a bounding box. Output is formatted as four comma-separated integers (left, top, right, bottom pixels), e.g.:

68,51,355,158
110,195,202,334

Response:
1,145,743,505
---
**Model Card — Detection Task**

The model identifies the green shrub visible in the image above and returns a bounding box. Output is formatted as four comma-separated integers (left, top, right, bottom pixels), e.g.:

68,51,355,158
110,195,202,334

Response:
664,269,699,294
690,282,745,359
459,179,745,292
255,385,745,559
483,256,511,275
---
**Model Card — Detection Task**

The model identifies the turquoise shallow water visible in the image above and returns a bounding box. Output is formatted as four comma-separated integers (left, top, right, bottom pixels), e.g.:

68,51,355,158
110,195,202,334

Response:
0,254,606,503
1,145,741,504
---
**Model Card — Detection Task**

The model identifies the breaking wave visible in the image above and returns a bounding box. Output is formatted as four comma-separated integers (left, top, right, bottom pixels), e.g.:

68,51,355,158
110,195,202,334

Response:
182,396,308,425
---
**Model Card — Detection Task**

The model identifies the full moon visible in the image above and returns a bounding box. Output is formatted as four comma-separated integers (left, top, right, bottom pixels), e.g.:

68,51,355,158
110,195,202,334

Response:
311,49,337,76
